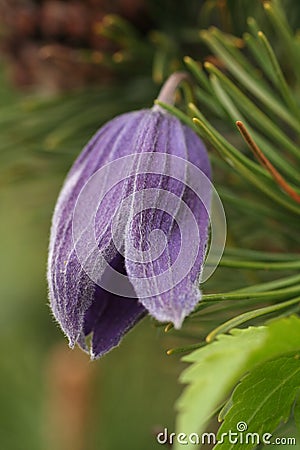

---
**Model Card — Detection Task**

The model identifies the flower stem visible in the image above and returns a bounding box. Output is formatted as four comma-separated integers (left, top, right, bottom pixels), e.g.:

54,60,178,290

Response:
153,71,191,110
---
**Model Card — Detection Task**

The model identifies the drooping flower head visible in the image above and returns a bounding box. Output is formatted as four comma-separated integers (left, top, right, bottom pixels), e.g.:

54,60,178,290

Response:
47,72,212,358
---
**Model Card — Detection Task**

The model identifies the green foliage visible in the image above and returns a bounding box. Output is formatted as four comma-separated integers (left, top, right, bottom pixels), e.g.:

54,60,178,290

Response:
172,2,300,447
293,396,300,434
175,317,300,450
215,356,300,449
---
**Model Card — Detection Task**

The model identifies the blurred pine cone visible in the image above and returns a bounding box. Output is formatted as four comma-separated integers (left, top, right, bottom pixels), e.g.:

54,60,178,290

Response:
0,0,148,92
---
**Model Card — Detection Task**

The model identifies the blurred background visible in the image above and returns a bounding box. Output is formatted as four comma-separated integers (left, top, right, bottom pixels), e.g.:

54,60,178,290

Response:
0,1,299,449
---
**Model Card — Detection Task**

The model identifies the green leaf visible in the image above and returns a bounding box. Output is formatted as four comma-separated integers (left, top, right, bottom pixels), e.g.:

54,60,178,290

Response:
175,316,300,450
293,395,300,434
232,274,300,294
205,297,300,342
215,356,300,449
203,62,300,161
191,114,300,215
263,1,300,79
215,259,300,270
208,72,300,183
200,29,300,132
257,31,300,121
243,30,275,83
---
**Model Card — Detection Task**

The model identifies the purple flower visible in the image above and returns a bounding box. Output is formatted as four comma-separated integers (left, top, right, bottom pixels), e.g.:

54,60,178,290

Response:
47,73,212,358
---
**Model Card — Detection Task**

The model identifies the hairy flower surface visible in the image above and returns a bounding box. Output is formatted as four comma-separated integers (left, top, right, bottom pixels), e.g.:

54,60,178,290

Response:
48,75,211,358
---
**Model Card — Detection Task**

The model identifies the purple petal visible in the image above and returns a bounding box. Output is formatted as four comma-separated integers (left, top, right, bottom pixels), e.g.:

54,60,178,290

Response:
124,114,211,328
82,255,146,358
48,106,211,357
86,288,146,359
48,110,148,345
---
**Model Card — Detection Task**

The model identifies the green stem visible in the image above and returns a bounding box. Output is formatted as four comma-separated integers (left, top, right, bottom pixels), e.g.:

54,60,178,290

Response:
212,259,300,270
224,248,300,262
206,296,300,342
198,284,300,305
233,274,300,293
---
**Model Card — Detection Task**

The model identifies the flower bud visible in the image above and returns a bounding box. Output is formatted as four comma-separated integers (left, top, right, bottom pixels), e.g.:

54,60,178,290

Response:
47,73,211,358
